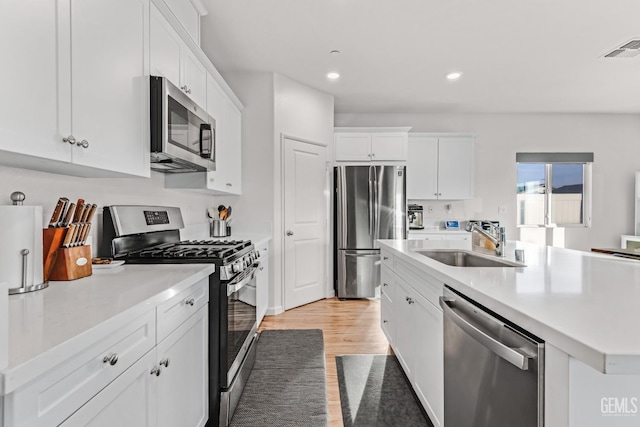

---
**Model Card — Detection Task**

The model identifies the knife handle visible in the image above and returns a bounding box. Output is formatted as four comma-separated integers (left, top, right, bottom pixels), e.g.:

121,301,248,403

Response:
70,223,82,247
85,204,98,224
61,203,76,228
48,198,67,228
62,224,76,248
80,203,92,222
80,223,92,245
73,201,85,223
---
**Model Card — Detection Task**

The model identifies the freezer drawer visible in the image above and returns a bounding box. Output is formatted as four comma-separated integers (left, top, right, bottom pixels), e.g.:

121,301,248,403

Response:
337,249,380,298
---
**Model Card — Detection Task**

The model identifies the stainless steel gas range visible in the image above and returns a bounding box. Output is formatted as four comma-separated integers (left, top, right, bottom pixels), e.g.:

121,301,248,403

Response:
99,205,260,427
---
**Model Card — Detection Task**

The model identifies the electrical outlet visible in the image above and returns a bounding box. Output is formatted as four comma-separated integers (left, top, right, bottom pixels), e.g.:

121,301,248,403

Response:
428,205,434,213
498,205,507,214
446,204,453,214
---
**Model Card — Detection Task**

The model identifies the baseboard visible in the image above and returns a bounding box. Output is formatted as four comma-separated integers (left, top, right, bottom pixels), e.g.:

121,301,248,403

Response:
266,306,284,316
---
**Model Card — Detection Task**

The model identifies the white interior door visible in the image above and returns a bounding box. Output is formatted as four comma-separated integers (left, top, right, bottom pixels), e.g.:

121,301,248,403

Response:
283,137,328,310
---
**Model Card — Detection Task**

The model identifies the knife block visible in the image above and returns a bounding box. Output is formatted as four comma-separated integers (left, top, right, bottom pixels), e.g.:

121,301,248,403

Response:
43,227,66,282
48,245,93,281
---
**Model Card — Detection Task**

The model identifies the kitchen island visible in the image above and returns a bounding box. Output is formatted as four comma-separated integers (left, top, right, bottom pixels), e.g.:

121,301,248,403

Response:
379,239,640,427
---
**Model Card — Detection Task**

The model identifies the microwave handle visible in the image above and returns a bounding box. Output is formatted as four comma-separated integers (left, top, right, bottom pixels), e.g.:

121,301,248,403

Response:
199,123,213,159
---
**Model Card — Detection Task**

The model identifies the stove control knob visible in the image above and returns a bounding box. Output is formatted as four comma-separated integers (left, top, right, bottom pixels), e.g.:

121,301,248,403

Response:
232,263,240,273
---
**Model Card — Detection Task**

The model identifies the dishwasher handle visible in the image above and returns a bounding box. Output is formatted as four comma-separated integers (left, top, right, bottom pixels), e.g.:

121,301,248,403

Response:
439,297,532,371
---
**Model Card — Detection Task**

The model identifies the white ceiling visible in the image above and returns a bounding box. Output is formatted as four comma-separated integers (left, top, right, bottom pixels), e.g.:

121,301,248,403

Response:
200,0,640,114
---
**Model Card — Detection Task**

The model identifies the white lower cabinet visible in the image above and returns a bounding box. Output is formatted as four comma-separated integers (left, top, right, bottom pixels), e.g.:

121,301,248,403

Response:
256,242,270,325
3,279,209,427
156,305,208,427
59,350,158,427
382,253,444,427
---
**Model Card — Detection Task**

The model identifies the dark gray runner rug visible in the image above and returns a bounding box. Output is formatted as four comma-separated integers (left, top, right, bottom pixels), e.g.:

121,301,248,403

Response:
336,355,432,427
230,329,329,426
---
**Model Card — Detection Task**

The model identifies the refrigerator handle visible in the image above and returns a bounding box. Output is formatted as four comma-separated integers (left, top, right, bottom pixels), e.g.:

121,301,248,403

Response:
372,166,380,241
336,167,347,245
368,166,374,239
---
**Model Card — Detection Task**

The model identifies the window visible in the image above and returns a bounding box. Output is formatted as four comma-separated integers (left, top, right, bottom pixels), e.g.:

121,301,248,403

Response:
516,153,593,227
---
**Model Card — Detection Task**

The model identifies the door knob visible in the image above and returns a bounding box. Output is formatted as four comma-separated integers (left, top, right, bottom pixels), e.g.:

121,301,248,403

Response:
63,135,76,145
286,230,294,236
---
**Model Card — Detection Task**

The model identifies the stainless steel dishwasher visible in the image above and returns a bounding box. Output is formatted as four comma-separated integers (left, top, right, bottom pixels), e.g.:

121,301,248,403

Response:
439,286,544,427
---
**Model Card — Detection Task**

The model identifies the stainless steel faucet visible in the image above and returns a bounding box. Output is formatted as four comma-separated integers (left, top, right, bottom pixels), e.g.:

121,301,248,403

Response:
464,221,506,257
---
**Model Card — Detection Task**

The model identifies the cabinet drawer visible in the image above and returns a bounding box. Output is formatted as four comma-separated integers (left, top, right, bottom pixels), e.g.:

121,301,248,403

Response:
381,250,394,270
6,310,155,427
380,267,395,302
156,277,208,342
394,257,443,308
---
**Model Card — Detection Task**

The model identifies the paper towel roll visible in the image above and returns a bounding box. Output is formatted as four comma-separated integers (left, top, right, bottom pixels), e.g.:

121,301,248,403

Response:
0,206,43,288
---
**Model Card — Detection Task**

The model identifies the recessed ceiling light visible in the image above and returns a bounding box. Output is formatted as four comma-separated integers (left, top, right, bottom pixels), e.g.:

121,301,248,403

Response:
330,50,341,55
327,72,340,80
446,72,463,80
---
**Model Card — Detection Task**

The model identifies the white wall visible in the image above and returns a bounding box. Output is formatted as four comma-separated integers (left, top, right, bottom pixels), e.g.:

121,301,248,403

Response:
272,74,335,312
336,113,640,251
0,166,223,252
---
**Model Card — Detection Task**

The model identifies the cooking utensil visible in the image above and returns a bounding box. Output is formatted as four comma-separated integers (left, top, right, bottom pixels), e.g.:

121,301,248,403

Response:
226,206,232,220
56,199,70,227
48,197,68,228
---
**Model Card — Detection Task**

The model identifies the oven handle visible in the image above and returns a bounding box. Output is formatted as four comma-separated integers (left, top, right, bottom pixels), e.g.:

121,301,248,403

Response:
227,262,260,296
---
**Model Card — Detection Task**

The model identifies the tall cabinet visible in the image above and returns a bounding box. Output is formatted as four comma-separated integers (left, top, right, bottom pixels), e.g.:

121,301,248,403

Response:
407,134,475,200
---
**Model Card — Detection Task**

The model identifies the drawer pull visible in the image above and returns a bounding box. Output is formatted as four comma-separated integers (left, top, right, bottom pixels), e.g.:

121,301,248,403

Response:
186,298,195,306
383,283,388,287
103,353,118,366
150,366,162,376
406,296,414,304
383,256,389,260
159,357,171,368
383,320,388,324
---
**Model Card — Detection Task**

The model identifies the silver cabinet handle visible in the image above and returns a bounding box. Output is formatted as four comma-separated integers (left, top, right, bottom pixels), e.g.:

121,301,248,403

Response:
187,88,192,94
439,297,531,370
159,357,170,368
383,282,388,287
185,298,195,306
21,249,29,289
103,353,118,366
438,193,442,196
383,320,388,324
408,298,414,304
260,266,264,271
150,366,162,376
180,85,187,91
434,193,438,196
226,183,232,187
383,256,389,260
77,140,89,148
63,135,76,144
286,230,294,236
372,153,376,157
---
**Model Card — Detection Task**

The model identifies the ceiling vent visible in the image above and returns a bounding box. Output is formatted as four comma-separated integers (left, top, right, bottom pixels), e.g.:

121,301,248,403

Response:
603,39,640,58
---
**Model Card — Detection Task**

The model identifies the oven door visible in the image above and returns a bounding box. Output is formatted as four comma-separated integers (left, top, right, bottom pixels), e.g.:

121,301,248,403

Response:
225,262,259,387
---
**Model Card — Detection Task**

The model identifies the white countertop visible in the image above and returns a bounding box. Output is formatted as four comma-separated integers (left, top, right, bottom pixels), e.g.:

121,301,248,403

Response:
1,264,214,395
378,239,640,374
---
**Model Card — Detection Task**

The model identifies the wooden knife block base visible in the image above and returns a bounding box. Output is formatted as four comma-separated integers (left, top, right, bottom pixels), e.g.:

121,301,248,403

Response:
49,245,93,281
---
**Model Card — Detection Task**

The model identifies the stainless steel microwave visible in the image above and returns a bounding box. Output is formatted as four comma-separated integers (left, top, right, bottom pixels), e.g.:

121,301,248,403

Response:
150,76,216,173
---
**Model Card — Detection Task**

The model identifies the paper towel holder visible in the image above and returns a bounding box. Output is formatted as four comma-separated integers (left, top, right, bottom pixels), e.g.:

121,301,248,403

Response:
6,191,49,295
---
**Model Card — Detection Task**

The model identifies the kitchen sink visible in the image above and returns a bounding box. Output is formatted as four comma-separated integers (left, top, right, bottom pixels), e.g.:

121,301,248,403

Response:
414,250,524,267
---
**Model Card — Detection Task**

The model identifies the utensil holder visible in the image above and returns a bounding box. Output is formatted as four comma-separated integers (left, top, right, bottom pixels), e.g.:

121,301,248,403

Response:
211,220,227,237
48,245,93,281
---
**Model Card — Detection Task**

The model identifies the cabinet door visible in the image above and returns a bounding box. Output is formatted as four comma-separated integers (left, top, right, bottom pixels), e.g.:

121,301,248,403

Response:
223,100,242,194
371,133,407,161
68,0,149,177
437,137,474,200
60,350,157,427
150,4,181,85
181,47,207,108
407,136,438,200
335,133,371,161
256,249,270,325
0,0,69,162
412,292,444,427
156,306,208,427
393,277,414,379
380,292,394,346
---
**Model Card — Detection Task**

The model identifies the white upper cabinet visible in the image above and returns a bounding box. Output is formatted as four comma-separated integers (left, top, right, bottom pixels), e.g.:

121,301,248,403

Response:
65,0,150,177
161,0,203,45
334,127,411,162
150,4,206,108
0,0,150,177
407,134,475,200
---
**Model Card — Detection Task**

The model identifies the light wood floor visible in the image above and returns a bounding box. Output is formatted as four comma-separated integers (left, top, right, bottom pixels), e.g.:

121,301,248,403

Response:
259,297,393,427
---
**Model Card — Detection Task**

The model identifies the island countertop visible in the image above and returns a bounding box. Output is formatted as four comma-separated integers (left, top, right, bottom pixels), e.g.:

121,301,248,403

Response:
1,263,214,395
378,239,640,374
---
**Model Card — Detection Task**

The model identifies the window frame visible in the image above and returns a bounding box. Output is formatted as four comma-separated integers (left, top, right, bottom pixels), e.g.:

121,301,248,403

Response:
516,153,593,228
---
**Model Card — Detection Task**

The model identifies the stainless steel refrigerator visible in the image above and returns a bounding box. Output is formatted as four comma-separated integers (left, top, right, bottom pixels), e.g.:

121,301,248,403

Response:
335,165,406,298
